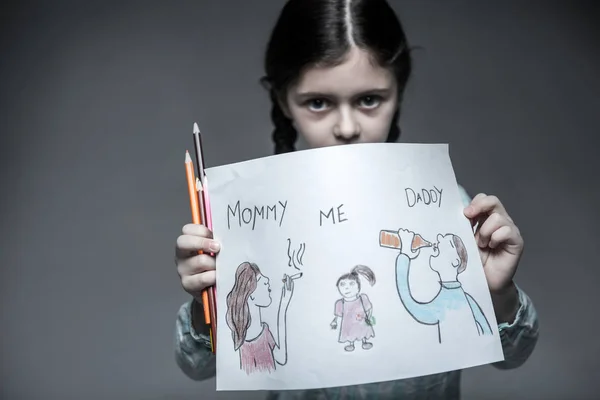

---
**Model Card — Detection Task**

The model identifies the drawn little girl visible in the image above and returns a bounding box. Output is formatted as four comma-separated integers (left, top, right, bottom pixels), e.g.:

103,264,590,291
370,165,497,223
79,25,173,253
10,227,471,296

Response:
330,265,376,352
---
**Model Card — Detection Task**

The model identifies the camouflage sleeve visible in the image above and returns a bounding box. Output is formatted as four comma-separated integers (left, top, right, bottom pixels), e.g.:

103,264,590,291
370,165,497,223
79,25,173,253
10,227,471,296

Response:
173,299,216,380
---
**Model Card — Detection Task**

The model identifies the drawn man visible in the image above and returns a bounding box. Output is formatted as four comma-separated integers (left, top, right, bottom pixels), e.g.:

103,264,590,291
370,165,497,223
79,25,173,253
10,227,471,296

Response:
393,228,492,343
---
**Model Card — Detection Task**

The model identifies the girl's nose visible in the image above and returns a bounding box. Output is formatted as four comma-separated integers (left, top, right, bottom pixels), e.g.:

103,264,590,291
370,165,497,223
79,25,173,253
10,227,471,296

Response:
333,108,360,141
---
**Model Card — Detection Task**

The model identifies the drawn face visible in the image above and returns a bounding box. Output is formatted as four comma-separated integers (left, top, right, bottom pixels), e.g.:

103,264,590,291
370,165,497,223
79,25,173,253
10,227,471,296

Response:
250,273,272,307
337,278,359,299
284,47,398,149
429,234,461,278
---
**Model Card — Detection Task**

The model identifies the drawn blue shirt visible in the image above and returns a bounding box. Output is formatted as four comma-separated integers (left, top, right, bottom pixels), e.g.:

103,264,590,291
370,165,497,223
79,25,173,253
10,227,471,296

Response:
395,253,493,343
173,185,540,399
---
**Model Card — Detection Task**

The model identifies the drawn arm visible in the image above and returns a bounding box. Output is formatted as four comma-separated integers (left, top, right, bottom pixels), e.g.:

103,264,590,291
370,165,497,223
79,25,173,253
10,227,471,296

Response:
273,277,294,365
331,300,342,329
465,293,493,335
361,294,373,319
395,253,441,325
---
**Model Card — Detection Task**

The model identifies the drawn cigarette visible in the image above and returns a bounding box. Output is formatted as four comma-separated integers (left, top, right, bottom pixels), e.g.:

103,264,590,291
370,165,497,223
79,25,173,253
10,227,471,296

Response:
379,230,432,251
282,272,302,290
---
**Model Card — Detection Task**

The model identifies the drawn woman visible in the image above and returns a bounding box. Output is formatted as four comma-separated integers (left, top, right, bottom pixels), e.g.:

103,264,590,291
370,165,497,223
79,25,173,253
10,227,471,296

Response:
330,265,376,352
225,261,295,375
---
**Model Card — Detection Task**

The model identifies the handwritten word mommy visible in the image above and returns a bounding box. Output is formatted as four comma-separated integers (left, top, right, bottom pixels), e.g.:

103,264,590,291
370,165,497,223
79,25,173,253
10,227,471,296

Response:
227,200,288,230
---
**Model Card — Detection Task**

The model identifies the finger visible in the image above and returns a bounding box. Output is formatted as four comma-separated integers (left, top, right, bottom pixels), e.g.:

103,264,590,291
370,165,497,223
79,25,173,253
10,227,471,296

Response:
181,270,216,296
475,212,512,248
488,225,518,249
177,253,216,276
464,194,509,220
182,223,213,238
176,234,221,258
471,192,487,202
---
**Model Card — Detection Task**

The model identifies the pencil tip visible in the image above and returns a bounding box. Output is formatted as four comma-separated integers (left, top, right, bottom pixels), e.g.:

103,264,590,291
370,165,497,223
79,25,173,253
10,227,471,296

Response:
193,122,200,134
185,151,192,162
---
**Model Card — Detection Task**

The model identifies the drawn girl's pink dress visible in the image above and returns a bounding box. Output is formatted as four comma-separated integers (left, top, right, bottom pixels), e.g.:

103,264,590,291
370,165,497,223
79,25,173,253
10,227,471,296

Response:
334,294,375,343
239,322,277,374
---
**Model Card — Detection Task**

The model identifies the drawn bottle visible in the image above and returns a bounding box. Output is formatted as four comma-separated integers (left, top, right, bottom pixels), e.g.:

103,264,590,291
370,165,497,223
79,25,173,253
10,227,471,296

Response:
379,230,432,251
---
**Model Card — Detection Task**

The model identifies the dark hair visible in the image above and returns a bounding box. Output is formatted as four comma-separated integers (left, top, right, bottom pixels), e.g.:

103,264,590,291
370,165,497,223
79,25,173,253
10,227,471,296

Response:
225,262,261,350
336,264,376,291
261,0,412,154
452,235,468,274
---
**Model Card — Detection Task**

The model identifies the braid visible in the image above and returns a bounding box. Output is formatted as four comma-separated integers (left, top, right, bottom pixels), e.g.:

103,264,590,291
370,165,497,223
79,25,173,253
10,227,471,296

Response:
268,89,297,154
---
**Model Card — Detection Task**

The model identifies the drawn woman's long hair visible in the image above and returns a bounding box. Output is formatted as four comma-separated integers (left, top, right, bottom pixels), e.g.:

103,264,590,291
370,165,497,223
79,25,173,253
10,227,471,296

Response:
225,262,261,350
336,265,376,292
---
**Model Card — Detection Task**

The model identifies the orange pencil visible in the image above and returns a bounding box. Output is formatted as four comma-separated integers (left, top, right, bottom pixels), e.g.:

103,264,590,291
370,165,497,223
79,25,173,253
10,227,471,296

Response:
185,151,212,330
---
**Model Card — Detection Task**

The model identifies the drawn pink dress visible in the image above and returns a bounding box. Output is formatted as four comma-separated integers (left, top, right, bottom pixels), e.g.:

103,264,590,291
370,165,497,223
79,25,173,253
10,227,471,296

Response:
239,322,277,374
334,294,375,343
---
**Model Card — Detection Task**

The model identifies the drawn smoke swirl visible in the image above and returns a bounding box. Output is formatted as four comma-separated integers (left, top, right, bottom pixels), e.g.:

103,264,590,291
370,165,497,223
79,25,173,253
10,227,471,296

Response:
287,238,305,270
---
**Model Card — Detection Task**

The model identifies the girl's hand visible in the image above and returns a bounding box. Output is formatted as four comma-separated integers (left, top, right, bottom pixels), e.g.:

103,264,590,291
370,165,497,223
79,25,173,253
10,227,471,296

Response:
330,321,337,330
464,194,524,293
175,224,220,300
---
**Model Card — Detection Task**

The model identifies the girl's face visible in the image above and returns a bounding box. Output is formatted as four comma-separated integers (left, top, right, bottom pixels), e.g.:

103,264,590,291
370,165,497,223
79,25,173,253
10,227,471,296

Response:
284,47,399,149
337,277,360,299
250,273,272,307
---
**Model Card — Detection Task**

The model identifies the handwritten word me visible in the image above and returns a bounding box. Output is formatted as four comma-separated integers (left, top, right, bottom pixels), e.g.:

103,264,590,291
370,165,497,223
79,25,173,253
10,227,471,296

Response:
319,204,348,226
405,187,443,208
227,200,288,230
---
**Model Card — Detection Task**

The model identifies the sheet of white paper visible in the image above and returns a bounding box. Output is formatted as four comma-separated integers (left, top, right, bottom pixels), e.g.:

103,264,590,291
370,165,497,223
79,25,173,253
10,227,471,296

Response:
207,143,504,392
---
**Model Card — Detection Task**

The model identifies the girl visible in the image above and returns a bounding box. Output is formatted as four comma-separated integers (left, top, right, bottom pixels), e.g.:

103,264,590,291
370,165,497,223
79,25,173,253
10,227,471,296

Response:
174,0,539,398
331,265,377,352
224,262,294,375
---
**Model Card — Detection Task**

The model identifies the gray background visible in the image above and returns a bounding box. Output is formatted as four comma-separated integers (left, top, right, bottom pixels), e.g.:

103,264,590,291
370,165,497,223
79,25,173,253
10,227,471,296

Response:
1,0,598,399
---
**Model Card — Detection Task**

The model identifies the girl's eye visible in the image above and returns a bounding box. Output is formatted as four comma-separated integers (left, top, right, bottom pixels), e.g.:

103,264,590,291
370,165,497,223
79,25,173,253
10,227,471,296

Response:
307,98,330,112
350,281,356,286
358,95,381,109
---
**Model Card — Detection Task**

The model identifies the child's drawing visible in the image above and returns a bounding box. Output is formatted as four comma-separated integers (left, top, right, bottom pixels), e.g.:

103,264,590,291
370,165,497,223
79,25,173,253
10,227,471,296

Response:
286,238,305,270
330,265,376,352
380,228,492,343
225,260,300,375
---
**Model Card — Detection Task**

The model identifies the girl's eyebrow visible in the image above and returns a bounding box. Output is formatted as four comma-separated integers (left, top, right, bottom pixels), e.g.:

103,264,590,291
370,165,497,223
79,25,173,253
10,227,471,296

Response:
294,88,392,101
